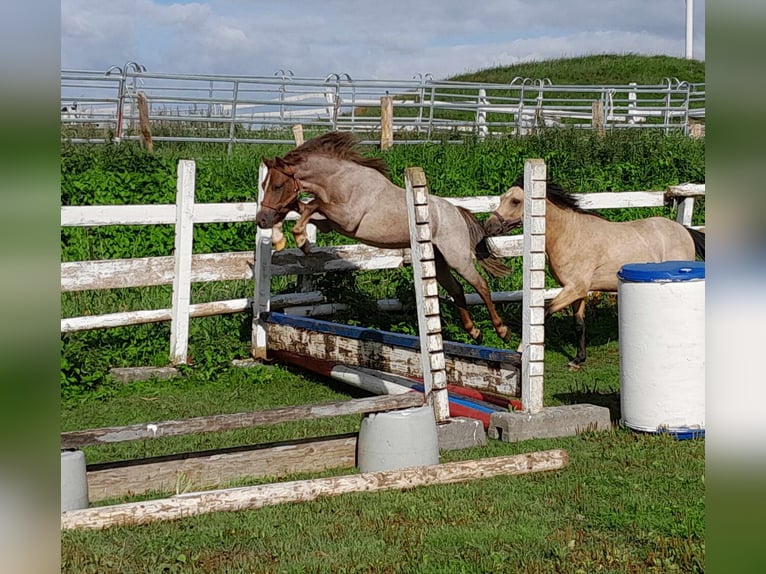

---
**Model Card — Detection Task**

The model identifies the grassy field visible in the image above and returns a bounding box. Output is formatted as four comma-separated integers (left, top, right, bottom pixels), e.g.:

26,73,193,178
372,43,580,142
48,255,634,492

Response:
61,55,705,573
61,304,705,573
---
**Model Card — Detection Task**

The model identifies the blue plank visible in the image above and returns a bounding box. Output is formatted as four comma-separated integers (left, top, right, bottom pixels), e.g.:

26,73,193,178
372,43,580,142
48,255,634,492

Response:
263,312,520,364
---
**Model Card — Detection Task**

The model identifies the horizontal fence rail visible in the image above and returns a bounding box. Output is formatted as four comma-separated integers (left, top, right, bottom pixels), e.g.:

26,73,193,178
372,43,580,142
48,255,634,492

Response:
61,68,705,149
60,159,705,364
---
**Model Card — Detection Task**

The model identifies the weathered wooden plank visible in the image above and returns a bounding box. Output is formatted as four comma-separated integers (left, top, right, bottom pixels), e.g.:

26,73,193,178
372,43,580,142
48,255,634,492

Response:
61,189,704,230
667,183,705,198
270,244,410,275
62,450,569,530
61,292,325,333
86,434,358,502
265,313,521,365
61,244,412,292
61,252,255,292
61,393,423,449
265,320,520,397
61,202,261,227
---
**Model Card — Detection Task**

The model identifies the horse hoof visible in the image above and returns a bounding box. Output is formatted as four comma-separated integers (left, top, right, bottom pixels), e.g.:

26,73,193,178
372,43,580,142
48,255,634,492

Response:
567,360,583,371
273,237,287,251
499,327,512,343
472,331,484,345
299,242,313,255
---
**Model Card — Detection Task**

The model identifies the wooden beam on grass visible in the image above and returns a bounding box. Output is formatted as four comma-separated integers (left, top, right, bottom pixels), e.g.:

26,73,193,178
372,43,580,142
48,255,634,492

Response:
61,393,424,449
62,449,569,530
86,434,358,502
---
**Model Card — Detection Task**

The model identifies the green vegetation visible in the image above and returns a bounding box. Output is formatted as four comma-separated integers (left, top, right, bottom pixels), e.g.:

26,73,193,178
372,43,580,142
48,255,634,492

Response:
61,55,705,573
451,54,704,85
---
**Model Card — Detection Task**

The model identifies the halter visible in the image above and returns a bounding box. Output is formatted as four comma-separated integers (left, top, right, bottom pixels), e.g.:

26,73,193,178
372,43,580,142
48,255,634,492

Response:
490,209,521,233
260,168,302,212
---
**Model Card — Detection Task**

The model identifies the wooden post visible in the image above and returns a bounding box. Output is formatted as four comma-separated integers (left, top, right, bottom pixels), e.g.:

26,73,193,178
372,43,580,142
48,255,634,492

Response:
169,160,195,365
521,159,546,414
137,91,153,151
252,162,271,360
62,450,569,530
592,100,605,136
380,95,393,150
291,124,304,146
404,167,450,423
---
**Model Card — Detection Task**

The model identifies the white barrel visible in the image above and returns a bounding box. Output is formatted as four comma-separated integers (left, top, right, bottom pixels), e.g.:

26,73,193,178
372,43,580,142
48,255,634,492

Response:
357,405,439,472
617,261,705,438
61,450,89,512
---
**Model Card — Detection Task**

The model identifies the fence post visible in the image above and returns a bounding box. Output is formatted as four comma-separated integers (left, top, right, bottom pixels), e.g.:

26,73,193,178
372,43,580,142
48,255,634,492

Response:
404,167,450,423
252,162,272,360
476,88,488,140
169,160,196,365
291,124,317,292
521,159,547,414
227,80,239,157
592,100,605,136
380,96,394,150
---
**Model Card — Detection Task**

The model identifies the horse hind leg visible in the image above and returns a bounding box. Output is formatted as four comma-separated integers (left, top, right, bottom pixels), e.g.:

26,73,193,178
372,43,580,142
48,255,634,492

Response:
436,249,511,344
434,251,483,344
569,298,587,369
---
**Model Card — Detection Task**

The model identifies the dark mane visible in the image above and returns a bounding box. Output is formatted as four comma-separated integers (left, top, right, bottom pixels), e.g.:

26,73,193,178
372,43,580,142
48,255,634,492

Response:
283,131,390,178
510,175,597,216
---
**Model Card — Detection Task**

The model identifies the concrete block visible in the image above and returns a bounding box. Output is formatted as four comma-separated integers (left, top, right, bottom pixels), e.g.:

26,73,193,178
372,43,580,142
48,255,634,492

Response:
109,366,180,383
437,417,487,451
488,404,612,442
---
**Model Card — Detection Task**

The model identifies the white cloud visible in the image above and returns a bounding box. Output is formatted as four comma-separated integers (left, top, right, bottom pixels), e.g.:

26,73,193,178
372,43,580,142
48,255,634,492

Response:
61,0,705,79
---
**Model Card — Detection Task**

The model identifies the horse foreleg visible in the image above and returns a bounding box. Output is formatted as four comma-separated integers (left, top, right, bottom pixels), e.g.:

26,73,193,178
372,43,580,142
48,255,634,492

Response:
293,202,322,254
272,222,287,251
547,286,589,368
434,253,483,344
569,298,587,369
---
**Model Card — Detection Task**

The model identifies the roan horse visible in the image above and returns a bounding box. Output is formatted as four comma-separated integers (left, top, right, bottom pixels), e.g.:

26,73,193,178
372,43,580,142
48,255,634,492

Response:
256,131,513,344
484,179,705,368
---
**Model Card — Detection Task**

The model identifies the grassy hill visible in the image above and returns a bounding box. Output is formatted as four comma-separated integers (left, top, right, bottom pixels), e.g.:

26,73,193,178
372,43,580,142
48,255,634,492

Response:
448,54,705,85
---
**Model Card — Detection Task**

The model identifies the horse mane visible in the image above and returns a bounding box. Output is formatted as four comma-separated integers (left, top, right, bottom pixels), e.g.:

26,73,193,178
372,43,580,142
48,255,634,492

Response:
283,131,391,178
510,175,599,217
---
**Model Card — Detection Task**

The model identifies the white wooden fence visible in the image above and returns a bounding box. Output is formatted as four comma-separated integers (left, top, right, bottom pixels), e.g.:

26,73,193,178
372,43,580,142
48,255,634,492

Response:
60,160,704,365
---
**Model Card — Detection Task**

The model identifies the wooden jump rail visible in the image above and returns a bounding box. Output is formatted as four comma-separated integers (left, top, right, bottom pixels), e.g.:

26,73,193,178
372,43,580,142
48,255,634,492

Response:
63,393,425,502
62,449,569,530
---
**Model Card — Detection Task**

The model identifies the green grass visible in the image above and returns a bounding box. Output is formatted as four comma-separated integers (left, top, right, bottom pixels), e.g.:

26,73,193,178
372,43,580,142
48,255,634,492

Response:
450,54,704,86
61,295,704,573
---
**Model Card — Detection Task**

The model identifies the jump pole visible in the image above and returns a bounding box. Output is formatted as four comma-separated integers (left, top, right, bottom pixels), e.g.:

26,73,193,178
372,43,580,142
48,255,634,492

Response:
62,449,569,530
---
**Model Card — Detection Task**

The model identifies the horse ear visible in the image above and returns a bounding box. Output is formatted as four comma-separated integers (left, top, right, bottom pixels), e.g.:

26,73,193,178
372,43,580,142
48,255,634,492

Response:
274,156,296,175
263,157,275,168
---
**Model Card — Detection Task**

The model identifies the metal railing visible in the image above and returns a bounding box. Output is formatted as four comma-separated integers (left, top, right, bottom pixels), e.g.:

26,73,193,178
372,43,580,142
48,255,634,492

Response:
61,65,705,150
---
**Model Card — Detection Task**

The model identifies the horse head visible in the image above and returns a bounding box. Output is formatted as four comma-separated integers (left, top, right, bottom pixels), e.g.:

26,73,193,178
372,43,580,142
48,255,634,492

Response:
485,185,524,235
256,157,302,229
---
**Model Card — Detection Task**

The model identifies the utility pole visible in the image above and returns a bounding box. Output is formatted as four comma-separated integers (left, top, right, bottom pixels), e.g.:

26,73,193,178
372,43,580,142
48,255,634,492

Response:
685,0,694,59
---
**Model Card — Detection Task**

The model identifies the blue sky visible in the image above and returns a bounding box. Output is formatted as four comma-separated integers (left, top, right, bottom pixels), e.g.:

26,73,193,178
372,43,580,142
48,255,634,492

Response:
61,0,705,79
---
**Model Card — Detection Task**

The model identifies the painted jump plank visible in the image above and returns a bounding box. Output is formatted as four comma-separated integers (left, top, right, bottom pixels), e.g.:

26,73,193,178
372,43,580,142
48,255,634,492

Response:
63,450,569,530
264,312,521,366
61,393,423,449
264,313,520,397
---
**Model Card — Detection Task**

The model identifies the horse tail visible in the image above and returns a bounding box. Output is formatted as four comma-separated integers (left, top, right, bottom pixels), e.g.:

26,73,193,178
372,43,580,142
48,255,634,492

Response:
457,207,512,278
686,227,705,260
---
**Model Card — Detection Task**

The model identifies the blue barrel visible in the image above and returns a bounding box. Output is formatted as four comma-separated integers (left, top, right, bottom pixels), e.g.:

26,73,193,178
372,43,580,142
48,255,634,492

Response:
617,261,705,439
